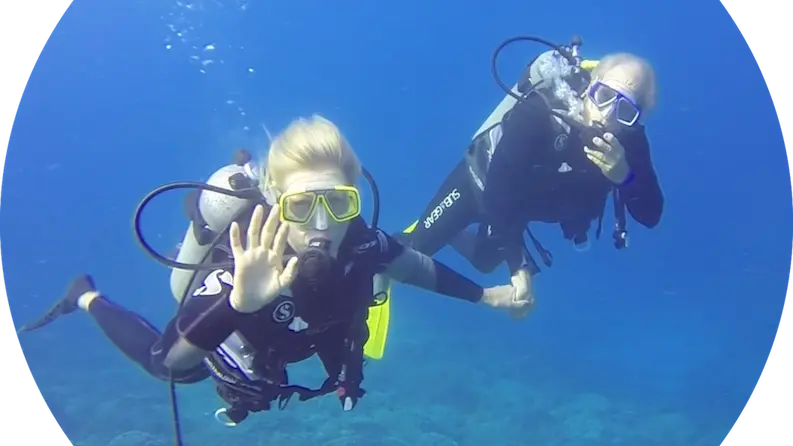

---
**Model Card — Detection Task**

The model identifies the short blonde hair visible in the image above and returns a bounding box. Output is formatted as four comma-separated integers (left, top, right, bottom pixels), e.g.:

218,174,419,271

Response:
592,53,657,111
263,114,362,192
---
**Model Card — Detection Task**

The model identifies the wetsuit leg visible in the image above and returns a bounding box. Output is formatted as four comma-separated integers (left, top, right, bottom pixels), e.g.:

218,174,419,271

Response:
400,159,480,256
451,223,542,276
449,225,505,273
87,297,210,383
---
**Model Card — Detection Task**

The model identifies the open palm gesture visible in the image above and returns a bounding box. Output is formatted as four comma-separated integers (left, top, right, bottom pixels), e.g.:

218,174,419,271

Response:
228,204,299,313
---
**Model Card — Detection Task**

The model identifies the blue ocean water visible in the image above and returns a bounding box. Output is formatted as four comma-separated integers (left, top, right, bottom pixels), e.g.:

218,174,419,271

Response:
1,0,790,445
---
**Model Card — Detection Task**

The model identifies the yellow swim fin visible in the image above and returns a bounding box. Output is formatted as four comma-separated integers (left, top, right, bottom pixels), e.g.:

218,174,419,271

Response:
363,220,419,360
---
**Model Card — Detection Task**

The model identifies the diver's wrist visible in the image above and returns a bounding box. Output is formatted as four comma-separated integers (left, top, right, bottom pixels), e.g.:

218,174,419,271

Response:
617,169,635,186
228,290,260,314
610,164,632,185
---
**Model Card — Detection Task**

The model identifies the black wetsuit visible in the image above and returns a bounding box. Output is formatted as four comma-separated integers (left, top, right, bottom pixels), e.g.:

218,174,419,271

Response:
401,89,664,276
81,215,486,423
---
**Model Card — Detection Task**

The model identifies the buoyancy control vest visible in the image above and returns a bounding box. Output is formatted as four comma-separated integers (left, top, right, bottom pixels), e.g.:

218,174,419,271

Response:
462,55,629,273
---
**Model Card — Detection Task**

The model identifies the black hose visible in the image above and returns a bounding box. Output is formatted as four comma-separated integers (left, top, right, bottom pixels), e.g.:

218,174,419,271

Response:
490,35,576,101
360,167,380,228
489,35,603,140
133,181,263,271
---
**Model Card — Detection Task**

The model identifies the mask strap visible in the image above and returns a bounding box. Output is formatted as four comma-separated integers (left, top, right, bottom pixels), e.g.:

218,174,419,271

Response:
263,186,278,206
261,170,280,206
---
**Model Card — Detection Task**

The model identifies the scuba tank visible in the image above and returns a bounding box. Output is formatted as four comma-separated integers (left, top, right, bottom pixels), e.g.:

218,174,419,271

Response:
169,153,263,302
471,83,521,141
133,148,268,290
466,37,593,197
475,36,591,141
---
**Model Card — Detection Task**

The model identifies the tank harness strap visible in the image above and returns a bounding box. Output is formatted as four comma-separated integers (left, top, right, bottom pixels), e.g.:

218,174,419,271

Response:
278,378,340,407
183,190,215,246
612,187,628,249
524,227,553,269
519,237,541,276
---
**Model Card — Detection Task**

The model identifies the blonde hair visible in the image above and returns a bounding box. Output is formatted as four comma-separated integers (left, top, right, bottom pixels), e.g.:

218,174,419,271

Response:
262,114,362,193
592,53,657,111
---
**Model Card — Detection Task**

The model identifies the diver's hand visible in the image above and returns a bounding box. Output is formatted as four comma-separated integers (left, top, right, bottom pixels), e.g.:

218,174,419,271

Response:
481,269,535,317
506,268,535,319
229,204,299,313
584,132,630,184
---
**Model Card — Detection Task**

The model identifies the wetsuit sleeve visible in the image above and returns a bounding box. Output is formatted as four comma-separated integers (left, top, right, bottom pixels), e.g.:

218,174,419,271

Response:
366,228,485,302
481,96,552,238
619,128,664,228
162,268,243,371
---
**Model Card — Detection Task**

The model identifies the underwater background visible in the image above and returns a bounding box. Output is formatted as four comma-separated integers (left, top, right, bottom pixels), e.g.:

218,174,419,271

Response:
1,0,791,445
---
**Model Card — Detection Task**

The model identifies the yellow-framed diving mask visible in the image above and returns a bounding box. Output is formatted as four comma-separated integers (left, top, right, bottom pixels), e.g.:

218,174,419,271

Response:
278,185,362,226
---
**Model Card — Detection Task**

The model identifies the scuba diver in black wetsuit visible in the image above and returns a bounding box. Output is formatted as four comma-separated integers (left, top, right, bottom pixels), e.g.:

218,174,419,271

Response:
397,36,664,314
17,115,530,444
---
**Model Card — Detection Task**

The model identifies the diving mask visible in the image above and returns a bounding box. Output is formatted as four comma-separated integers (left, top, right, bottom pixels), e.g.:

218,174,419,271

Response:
587,80,642,127
279,185,361,227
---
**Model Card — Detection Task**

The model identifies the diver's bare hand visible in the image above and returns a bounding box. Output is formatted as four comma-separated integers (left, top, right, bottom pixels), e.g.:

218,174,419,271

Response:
228,204,298,313
506,268,535,319
584,132,630,184
481,269,535,318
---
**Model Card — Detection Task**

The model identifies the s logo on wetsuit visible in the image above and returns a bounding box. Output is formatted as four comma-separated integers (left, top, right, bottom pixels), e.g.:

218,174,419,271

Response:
272,300,295,323
193,269,234,297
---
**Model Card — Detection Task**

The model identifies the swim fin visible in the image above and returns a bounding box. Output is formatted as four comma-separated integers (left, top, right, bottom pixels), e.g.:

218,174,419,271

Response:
363,221,418,360
17,274,96,334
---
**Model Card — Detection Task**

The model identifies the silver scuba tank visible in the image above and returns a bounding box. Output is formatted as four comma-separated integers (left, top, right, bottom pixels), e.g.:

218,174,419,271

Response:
169,155,264,302
473,49,579,140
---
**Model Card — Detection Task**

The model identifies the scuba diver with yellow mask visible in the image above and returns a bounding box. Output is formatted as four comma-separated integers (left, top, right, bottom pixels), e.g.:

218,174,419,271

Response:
396,36,664,315
17,115,531,445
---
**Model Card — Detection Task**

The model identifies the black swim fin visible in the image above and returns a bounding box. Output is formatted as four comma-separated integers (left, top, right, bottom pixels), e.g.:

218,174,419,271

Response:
17,274,96,334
